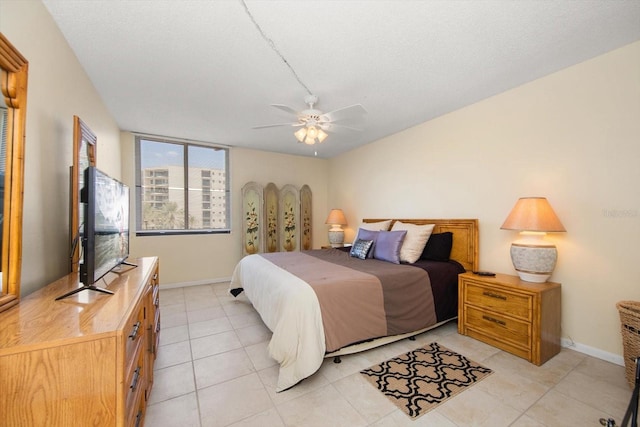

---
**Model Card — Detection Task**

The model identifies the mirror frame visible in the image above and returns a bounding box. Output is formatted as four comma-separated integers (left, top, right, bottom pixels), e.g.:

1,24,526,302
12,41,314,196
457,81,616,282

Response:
70,116,96,272
0,33,28,312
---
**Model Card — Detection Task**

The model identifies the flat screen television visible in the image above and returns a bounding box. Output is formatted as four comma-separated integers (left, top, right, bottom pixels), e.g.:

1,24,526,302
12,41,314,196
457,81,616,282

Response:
57,166,132,300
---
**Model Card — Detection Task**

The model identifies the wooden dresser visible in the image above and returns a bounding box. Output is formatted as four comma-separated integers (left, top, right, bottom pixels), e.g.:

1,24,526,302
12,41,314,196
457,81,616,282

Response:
458,272,561,365
0,257,160,427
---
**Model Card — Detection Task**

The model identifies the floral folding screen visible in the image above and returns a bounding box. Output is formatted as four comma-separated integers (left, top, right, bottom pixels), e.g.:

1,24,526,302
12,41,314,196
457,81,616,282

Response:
241,182,263,254
242,182,312,255
279,184,299,252
300,185,312,250
264,183,279,252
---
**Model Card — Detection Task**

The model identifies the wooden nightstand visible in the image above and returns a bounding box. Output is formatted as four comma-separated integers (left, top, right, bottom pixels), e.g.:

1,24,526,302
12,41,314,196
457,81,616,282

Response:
458,272,561,365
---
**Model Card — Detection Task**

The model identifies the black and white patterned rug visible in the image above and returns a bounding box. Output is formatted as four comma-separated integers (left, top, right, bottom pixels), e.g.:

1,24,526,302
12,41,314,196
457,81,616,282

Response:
360,342,493,419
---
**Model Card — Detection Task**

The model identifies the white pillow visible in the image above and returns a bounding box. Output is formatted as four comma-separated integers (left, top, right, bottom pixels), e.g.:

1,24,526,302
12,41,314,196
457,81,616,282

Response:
358,220,392,232
390,221,435,263
353,220,392,242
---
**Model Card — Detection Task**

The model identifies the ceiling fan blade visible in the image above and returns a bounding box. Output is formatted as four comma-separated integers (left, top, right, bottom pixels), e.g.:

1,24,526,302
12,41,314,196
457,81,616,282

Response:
320,122,363,133
321,104,367,123
270,104,300,116
252,122,303,129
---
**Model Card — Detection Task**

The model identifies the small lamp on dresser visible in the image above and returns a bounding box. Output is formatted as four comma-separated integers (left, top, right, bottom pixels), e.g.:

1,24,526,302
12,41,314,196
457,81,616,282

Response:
501,197,566,283
325,209,347,247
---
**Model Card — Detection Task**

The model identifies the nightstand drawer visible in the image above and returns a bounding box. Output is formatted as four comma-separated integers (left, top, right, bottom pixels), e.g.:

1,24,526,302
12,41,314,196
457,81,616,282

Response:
465,306,530,348
465,282,532,321
465,329,531,361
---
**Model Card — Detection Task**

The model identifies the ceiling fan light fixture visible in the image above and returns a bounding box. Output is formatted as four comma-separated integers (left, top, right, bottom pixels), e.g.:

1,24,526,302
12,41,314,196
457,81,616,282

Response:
306,126,318,139
317,129,328,143
255,93,366,148
244,3,367,150
294,127,307,142
297,125,328,145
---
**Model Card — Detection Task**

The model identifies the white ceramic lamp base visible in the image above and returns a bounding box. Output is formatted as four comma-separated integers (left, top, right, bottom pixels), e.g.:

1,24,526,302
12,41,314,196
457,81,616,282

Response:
328,226,345,247
510,234,557,283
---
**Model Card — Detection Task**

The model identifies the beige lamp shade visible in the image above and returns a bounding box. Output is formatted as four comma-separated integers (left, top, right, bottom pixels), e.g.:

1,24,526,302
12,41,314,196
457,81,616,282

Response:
325,209,347,226
501,197,566,283
501,197,566,232
325,209,347,247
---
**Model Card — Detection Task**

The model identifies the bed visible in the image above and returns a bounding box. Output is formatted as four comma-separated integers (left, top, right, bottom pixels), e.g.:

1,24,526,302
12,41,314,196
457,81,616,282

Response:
229,218,479,391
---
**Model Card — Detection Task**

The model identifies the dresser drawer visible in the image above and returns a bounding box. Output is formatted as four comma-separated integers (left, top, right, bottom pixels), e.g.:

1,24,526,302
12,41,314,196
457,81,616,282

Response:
152,284,160,309
127,375,147,427
125,340,146,422
124,302,145,363
464,282,532,321
465,306,531,348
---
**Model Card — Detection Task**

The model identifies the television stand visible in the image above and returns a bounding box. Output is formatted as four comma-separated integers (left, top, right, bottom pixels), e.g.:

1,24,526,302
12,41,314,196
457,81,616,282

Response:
109,262,138,277
55,284,114,301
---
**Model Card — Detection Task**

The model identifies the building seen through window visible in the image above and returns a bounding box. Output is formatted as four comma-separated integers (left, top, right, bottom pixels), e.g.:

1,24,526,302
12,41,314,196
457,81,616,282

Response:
135,137,230,234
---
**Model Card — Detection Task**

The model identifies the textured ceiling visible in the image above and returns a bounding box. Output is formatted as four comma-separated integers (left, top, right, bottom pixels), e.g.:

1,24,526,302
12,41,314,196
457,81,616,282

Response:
42,0,640,158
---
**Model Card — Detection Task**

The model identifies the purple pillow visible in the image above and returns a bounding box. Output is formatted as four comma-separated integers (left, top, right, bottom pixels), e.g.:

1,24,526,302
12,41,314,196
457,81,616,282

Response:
355,228,379,259
373,230,407,264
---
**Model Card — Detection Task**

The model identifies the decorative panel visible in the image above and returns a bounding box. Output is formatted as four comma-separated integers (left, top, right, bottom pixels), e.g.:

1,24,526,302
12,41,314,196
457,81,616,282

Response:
279,184,299,252
263,183,279,253
241,182,263,255
300,185,312,250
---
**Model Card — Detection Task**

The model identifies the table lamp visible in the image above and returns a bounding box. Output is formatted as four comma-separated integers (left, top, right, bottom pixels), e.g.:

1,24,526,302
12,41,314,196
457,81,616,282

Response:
501,197,566,283
325,209,347,247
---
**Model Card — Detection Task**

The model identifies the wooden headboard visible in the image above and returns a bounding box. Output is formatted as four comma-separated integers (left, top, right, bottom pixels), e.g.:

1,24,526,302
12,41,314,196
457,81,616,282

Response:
363,218,479,272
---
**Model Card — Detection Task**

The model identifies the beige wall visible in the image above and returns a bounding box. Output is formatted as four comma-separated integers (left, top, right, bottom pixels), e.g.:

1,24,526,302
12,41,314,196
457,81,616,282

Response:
1,0,122,295
329,41,640,361
120,132,329,285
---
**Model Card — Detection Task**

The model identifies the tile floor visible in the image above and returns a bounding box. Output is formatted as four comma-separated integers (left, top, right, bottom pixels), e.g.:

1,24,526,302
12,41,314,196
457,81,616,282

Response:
144,283,633,427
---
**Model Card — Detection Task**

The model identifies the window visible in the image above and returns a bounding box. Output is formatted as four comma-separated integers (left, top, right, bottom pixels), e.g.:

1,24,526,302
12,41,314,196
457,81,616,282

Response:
135,136,230,235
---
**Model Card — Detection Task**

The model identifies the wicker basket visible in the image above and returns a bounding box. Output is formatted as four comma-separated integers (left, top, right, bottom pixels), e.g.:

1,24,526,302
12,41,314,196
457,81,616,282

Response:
617,300,640,388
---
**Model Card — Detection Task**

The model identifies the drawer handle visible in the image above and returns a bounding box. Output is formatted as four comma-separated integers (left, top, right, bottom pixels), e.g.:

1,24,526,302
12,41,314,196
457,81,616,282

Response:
153,273,158,280
129,321,141,340
483,291,507,300
482,315,507,327
130,366,141,391
134,410,143,427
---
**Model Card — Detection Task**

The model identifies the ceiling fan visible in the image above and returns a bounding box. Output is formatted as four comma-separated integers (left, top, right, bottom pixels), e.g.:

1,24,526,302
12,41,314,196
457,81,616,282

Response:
253,94,367,145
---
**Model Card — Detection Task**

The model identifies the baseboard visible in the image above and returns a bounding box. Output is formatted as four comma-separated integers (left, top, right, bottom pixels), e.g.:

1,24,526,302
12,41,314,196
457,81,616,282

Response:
160,277,232,290
561,338,624,366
